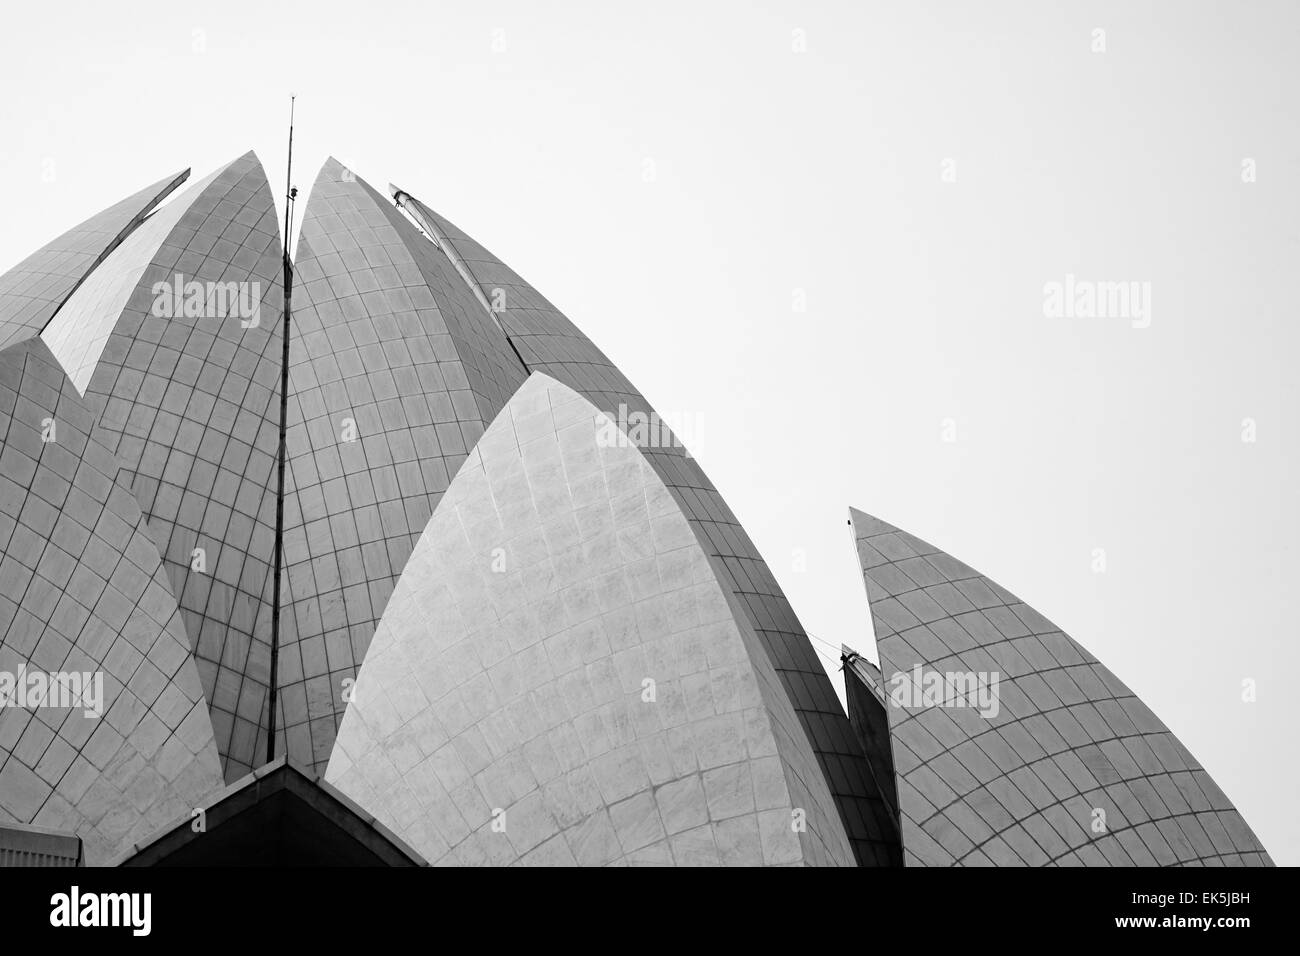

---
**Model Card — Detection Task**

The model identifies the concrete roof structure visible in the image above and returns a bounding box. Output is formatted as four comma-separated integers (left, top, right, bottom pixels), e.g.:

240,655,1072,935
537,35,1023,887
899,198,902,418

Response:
114,756,424,866
0,338,224,865
0,153,1272,866
327,373,854,865
0,168,189,351
847,508,1273,866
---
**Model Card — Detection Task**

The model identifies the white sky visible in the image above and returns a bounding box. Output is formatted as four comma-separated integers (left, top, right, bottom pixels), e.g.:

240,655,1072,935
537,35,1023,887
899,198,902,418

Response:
1,0,1295,863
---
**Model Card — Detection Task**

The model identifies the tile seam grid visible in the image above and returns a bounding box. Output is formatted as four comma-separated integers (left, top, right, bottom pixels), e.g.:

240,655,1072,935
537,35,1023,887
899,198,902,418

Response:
30,170,191,338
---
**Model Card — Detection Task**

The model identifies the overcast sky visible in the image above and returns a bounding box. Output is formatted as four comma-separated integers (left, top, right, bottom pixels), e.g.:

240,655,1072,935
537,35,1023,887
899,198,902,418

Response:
1,0,1294,864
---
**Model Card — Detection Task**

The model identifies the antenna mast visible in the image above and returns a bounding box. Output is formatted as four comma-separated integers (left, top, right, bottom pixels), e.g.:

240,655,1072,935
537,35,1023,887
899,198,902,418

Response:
267,95,297,764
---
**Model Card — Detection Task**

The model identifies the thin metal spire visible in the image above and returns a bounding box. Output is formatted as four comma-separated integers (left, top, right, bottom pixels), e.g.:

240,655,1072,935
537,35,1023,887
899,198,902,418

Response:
267,95,297,764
